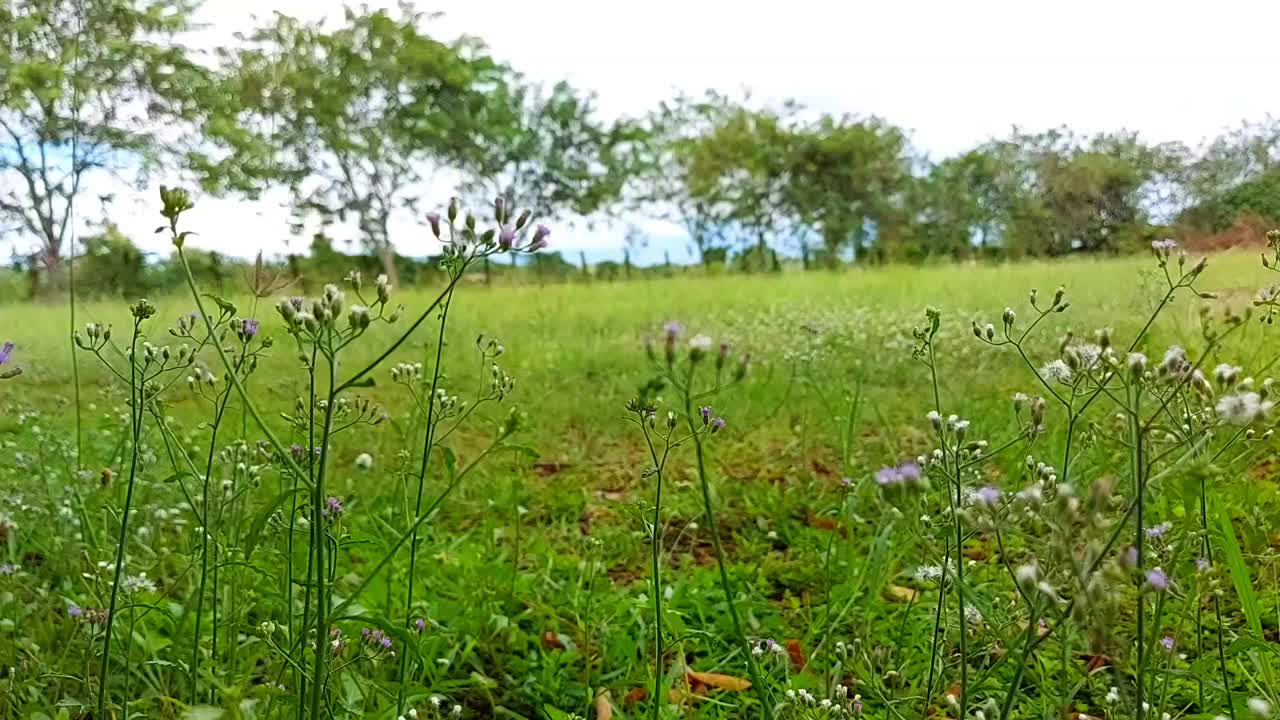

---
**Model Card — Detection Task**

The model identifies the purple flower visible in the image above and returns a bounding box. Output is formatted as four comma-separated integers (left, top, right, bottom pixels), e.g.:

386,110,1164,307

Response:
895,462,921,483
380,635,392,649
840,476,853,488
415,617,426,633
875,466,901,487
1122,546,1139,569
710,416,726,434
289,296,305,311
68,602,83,618
426,212,442,238
325,496,343,516
1196,557,1211,572
976,486,1002,507
1161,635,1175,651
361,627,372,638
0,341,13,365
1145,522,1171,538
498,226,515,250
700,405,713,425
242,319,259,339
1146,567,1170,592
531,224,550,249
663,321,682,338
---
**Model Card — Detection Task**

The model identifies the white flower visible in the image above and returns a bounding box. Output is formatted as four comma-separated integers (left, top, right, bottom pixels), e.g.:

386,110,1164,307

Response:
121,573,157,594
913,564,944,582
1105,687,1120,704
355,452,374,469
689,334,713,353
1248,698,1273,718
1074,343,1103,369
1127,352,1148,373
1215,392,1274,425
1214,363,1242,387
1039,359,1073,384
1161,345,1187,372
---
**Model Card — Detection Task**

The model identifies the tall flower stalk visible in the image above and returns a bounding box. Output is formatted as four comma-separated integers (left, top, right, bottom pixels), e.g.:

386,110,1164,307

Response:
628,327,768,718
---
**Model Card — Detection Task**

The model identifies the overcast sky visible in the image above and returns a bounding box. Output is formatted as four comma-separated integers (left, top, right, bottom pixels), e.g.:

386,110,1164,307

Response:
77,0,1280,263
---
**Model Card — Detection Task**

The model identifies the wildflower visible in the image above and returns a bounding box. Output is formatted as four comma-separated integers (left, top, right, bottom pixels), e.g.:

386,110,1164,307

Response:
355,453,374,470
875,466,900,486
325,497,343,516
975,485,1002,508
531,224,550,249
241,318,260,339
1039,359,1073,384
1014,563,1039,591
68,603,83,618
415,617,426,632
498,226,515,251
1248,698,1273,718
689,333,713,360
1145,522,1172,538
0,341,19,379
1214,363,1242,387
1216,392,1274,425
700,405,712,425
0,563,15,575
1105,687,1120,704
896,461,922,484
1146,567,1170,592
426,212,442,238
710,416,726,434
926,410,942,430
1128,352,1148,376
121,573,157,594
1161,635,1175,652
913,564,944,582
1196,557,1210,572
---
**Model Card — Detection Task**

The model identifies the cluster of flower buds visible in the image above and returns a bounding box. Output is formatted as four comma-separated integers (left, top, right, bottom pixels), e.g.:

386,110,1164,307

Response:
391,362,424,384
1027,285,1070,315
1155,345,1214,397
1012,392,1048,431
360,627,393,653
131,298,157,321
187,363,218,388
74,322,113,351
429,197,549,265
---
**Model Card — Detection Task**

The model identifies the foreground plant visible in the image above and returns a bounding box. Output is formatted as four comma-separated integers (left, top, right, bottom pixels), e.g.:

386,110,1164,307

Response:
627,324,763,718
155,186,540,717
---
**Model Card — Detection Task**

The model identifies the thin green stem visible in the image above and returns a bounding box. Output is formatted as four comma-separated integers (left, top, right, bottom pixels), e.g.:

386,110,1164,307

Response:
640,421,669,720
97,320,143,717
395,286,455,713
683,375,771,719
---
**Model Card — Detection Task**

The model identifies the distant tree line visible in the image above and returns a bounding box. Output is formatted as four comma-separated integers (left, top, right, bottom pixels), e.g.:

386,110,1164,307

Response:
4,0,1280,298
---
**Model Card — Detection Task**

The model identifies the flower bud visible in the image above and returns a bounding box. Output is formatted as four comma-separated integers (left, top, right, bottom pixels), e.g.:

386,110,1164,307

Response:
426,212,441,238
447,197,459,222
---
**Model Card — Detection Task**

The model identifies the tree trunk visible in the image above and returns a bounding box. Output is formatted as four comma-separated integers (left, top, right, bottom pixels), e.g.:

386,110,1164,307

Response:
377,241,400,288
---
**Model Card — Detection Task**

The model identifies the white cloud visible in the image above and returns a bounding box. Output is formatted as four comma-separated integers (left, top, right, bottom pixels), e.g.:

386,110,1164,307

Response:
29,0,1280,261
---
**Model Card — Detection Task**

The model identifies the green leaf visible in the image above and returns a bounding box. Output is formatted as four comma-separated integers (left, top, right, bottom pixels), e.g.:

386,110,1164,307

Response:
181,707,225,720
1216,503,1263,638
161,471,193,484
442,446,457,479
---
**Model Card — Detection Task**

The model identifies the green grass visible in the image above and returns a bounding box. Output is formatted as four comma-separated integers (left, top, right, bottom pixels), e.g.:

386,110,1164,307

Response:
0,250,1277,719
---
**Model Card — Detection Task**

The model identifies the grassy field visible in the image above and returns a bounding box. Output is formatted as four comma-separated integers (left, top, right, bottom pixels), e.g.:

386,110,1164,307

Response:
1,249,1278,719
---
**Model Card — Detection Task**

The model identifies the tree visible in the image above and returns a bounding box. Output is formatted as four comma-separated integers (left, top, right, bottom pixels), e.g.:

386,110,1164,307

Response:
464,80,641,225
0,0,201,284
680,97,799,270
192,5,510,284
785,115,915,264
636,93,735,268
